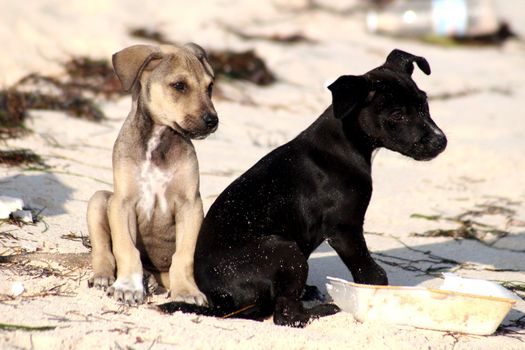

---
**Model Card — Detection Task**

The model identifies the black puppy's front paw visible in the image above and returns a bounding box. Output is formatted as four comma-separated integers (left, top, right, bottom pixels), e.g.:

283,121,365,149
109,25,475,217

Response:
308,303,341,320
274,297,311,328
301,284,325,302
353,263,388,285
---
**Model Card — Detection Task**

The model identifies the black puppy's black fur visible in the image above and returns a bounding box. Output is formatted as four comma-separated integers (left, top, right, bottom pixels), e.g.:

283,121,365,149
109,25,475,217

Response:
159,49,447,326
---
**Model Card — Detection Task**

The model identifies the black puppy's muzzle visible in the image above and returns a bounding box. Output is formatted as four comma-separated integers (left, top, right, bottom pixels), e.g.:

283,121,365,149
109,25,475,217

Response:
413,131,447,161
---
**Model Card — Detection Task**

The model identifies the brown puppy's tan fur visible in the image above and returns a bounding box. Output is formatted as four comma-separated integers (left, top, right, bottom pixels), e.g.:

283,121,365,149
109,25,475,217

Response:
87,44,216,305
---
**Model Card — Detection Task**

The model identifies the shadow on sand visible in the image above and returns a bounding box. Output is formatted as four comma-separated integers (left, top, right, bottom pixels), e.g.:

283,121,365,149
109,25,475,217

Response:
0,172,74,217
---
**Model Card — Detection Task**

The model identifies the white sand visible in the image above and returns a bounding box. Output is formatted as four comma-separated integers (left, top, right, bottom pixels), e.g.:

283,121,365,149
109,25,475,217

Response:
1,0,524,348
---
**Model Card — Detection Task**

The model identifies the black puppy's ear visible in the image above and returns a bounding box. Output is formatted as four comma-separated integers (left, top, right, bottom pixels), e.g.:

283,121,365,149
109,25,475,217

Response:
386,49,431,76
328,75,370,120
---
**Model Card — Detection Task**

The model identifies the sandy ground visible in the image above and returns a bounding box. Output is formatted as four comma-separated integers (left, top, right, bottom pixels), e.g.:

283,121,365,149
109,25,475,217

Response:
1,0,524,349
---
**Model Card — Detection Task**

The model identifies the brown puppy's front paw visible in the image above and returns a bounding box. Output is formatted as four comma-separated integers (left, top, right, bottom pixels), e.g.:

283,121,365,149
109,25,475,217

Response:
106,273,145,306
88,274,115,291
170,283,208,306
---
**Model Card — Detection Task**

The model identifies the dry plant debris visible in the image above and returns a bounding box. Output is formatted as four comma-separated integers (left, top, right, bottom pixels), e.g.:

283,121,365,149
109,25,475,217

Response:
0,149,46,168
130,27,276,85
0,56,122,142
0,89,29,140
410,200,523,247
222,24,316,44
0,323,56,332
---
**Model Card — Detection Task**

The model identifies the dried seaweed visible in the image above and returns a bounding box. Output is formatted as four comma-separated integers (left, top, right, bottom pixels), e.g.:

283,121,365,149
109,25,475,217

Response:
223,25,316,44
0,55,119,141
0,252,90,290
129,27,172,45
277,0,370,16
63,57,124,98
208,50,276,86
0,149,46,168
411,201,522,247
14,75,106,121
499,280,525,297
0,89,30,140
129,27,276,85
429,86,513,101
0,323,56,332
61,231,92,250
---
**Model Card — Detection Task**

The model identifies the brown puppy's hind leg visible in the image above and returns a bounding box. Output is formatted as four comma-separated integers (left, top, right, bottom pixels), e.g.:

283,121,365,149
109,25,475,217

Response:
87,190,116,290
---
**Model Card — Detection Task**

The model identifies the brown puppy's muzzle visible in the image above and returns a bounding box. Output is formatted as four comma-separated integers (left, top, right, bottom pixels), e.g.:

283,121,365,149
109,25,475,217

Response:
184,111,219,140
202,112,218,130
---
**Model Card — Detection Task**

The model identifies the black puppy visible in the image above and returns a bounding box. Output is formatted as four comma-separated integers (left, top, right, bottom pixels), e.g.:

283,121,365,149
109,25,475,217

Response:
160,49,447,327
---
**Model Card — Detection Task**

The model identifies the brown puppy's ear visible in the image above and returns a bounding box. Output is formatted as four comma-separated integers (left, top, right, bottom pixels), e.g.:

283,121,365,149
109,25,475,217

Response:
385,49,431,76
184,43,214,78
328,75,370,120
112,45,163,92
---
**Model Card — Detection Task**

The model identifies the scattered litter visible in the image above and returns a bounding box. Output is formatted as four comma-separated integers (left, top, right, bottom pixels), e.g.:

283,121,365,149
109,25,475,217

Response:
11,210,34,224
327,276,517,335
0,196,24,219
10,281,25,297
366,0,517,46
440,273,522,301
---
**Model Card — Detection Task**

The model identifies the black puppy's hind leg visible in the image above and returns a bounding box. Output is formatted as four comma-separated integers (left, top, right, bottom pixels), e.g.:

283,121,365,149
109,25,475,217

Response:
269,237,340,327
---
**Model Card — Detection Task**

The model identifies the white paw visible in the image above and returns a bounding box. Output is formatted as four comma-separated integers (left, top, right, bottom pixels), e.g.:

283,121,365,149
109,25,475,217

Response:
107,273,145,305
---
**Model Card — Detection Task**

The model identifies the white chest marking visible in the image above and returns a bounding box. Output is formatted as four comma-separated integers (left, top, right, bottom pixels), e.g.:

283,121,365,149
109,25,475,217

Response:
137,126,173,220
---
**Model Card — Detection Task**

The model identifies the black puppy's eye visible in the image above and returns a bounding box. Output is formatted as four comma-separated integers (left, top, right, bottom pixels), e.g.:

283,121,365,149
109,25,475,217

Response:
207,82,213,97
389,108,407,122
171,81,187,92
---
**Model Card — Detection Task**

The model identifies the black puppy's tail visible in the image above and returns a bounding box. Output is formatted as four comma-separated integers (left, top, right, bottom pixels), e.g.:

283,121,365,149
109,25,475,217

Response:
157,301,258,319
157,302,219,317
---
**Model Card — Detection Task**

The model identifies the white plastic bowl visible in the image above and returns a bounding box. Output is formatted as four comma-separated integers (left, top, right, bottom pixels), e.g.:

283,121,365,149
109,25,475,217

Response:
326,277,517,335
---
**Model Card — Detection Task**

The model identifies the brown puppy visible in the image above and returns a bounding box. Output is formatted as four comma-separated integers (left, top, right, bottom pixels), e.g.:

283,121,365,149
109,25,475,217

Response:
87,43,217,306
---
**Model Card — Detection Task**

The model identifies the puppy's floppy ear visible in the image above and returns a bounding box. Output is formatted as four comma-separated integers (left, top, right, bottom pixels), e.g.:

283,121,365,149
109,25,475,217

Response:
112,45,163,92
385,49,431,76
184,43,214,78
328,75,370,120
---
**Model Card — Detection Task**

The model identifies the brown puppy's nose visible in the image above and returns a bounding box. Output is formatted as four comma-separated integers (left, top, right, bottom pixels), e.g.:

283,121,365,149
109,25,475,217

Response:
202,112,218,129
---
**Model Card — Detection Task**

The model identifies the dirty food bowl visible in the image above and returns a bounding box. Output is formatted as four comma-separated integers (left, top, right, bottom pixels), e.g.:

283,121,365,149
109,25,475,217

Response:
326,277,517,335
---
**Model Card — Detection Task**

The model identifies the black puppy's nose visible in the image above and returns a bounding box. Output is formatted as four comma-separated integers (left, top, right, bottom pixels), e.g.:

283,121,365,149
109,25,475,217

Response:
432,133,448,152
437,134,447,149
202,112,218,129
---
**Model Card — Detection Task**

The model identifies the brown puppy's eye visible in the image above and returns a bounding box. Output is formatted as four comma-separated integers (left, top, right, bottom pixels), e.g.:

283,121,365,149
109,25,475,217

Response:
207,82,213,97
171,81,187,92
